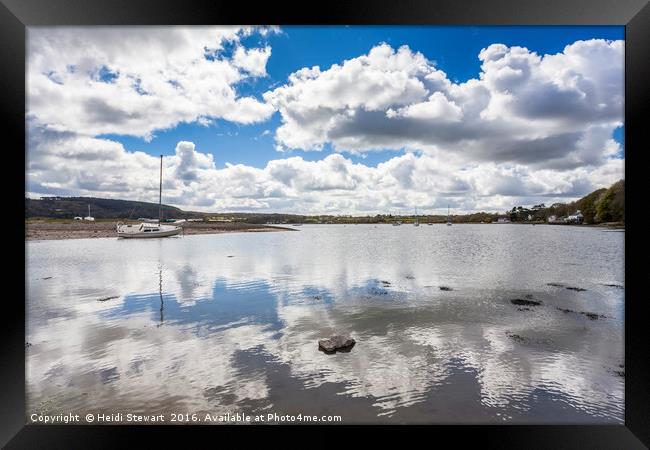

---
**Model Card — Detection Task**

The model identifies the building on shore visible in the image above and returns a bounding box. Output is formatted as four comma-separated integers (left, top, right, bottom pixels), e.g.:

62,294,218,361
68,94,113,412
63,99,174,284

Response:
547,215,568,224
566,210,584,223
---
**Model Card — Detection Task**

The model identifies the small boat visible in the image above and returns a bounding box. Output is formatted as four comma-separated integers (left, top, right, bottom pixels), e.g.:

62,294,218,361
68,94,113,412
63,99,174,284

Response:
414,207,419,227
117,155,182,239
116,222,182,238
84,204,95,221
392,221,402,226
446,205,452,226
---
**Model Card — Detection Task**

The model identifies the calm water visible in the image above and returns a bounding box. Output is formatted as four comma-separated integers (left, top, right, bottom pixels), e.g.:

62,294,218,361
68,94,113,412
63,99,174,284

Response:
26,224,624,424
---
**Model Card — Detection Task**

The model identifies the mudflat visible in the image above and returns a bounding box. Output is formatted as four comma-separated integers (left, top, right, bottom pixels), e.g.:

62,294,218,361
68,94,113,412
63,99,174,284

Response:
25,220,293,241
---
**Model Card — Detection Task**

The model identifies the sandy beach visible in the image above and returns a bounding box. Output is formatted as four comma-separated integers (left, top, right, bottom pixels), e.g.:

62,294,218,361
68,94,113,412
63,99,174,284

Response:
25,220,294,241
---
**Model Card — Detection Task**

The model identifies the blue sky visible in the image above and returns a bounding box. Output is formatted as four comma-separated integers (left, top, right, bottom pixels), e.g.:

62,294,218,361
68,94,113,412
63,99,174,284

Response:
99,26,624,170
28,26,625,213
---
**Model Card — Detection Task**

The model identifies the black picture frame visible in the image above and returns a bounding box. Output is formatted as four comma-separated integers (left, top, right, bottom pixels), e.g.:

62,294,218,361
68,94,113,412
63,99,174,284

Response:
2,0,648,447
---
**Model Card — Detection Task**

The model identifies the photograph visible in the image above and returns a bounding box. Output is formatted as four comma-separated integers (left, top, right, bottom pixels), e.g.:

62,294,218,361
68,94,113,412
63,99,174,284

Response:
22,24,628,426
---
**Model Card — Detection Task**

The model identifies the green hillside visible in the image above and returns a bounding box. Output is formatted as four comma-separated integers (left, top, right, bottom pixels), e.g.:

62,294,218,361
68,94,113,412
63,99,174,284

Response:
504,179,624,224
25,197,203,220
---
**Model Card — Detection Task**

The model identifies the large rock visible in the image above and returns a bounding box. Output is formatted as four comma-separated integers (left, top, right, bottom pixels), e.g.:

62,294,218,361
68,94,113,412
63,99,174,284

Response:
318,335,356,353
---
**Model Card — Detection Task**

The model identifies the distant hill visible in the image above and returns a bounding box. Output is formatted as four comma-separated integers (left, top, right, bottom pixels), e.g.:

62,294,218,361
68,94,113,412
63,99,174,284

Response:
25,197,204,220
26,180,623,224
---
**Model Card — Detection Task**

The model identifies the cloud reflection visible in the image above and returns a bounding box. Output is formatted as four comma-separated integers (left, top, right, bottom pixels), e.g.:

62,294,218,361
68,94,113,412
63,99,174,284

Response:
26,225,624,422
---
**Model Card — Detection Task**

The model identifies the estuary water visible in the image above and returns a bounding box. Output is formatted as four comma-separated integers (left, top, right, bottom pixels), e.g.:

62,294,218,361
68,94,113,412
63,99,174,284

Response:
26,224,624,424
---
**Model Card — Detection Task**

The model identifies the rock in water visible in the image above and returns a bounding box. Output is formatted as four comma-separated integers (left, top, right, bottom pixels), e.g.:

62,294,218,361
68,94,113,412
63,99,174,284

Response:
318,335,356,353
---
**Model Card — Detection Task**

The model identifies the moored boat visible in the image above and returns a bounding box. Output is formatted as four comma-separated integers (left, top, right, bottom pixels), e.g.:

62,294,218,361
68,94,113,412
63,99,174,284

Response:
117,222,181,238
117,155,182,239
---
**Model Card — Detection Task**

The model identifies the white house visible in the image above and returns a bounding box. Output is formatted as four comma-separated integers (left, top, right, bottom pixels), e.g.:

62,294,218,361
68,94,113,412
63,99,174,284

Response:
548,215,569,223
566,210,584,223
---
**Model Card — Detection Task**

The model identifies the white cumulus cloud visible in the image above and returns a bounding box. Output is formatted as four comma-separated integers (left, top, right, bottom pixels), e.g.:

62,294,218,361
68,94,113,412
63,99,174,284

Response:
265,40,624,172
27,131,623,215
27,26,276,140
26,32,624,214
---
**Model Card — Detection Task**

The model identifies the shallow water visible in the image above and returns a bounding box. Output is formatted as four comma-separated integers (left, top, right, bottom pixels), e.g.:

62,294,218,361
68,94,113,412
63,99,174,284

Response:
26,224,624,424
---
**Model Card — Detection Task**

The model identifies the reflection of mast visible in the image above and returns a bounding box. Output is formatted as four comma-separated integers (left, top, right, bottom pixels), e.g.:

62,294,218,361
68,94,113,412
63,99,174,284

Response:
157,264,164,326
159,155,163,226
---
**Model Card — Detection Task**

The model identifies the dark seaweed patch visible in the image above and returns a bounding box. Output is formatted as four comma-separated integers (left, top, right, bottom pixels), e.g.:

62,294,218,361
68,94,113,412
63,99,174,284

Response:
565,286,587,292
556,307,606,320
582,312,606,320
506,332,528,343
511,298,541,306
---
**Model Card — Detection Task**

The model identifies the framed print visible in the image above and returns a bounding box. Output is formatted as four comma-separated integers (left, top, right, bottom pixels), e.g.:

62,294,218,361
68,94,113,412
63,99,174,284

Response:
2,0,648,447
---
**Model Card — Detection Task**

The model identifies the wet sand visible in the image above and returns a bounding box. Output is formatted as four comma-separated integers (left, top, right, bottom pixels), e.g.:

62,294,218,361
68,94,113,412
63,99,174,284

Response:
25,220,294,241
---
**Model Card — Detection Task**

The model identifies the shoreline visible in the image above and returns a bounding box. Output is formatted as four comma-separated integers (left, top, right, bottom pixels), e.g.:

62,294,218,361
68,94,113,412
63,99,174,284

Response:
25,220,295,241
25,220,624,241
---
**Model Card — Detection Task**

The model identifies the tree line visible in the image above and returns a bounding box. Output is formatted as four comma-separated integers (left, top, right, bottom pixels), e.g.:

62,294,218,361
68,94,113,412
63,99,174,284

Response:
504,179,624,224
26,180,623,225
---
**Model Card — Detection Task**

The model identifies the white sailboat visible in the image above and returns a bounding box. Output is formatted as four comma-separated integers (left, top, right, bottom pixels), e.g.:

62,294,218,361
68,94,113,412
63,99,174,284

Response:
447,205,452,226
116,156,182,238
84,204,95,221
414,207,419,227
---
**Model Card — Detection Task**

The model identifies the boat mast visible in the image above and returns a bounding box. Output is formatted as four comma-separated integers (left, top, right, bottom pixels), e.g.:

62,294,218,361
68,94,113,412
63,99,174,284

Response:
159,155,163,225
